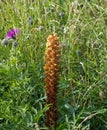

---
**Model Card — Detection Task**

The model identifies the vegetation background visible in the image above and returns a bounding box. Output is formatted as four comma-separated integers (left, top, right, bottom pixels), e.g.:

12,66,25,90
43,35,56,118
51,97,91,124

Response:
0,0,107,130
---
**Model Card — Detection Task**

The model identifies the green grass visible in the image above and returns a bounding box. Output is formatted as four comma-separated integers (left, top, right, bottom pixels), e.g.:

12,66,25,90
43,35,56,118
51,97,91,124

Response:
0,0,107,130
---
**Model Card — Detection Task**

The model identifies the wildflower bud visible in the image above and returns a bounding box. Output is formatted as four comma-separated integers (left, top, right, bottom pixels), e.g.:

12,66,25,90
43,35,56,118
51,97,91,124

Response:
1,39,8,46
63,27,69,34
28,17,33,25
59,12,64,17
39,26,44,31
12,41,18,47
50,8,55,13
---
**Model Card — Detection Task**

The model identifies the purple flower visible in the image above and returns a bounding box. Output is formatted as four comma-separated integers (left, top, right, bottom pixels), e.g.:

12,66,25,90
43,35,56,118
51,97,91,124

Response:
6,28,21,39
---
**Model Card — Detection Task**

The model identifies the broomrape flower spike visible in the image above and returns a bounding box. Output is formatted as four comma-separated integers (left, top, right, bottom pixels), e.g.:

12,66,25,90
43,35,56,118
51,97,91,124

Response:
44,34,60,130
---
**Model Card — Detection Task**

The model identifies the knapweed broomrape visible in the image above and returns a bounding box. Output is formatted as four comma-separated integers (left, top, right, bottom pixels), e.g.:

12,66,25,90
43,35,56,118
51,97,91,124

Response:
44,34,60,129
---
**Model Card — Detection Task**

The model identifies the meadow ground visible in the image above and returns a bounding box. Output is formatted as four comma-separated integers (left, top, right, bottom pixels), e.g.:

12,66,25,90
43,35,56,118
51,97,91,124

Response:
0,0,107,130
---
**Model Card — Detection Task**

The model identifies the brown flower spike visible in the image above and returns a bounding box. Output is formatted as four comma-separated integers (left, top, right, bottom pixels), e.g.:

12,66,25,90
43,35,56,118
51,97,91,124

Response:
44,34,60,129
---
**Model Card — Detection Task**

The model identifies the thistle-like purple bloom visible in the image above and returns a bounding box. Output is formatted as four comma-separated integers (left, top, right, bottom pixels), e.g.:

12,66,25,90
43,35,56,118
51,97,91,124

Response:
6,28,21,39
